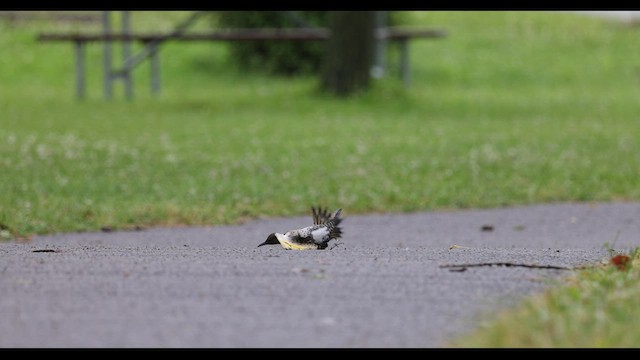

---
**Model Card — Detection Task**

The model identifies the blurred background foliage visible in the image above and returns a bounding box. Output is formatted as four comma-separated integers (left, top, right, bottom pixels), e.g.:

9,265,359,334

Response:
216,11,329,75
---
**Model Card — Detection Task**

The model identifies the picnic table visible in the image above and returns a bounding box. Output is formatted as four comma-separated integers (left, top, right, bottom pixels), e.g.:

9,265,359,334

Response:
37,27,447,99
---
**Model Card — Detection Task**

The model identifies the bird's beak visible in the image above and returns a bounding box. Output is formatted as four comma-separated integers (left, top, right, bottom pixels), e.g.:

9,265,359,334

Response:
257,232,280,248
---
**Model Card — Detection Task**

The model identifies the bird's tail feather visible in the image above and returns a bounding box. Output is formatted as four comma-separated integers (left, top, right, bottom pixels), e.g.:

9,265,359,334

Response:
328,208,343,239
312,206,332,225
311,206,343,239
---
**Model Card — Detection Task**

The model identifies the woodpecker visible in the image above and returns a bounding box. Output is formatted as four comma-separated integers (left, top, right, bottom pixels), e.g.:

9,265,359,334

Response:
258,207,343,250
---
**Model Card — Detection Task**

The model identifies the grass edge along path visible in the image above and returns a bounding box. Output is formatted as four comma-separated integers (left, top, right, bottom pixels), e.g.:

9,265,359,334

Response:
450,248,640,348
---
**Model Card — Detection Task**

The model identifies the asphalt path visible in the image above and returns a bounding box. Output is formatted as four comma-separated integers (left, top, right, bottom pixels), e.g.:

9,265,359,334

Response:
1,202,639,348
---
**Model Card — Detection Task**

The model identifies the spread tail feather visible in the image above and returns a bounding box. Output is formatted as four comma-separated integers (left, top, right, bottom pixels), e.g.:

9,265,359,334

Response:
311,206,343,240
331,208,342,221
311,206,332,225
328,208,343,239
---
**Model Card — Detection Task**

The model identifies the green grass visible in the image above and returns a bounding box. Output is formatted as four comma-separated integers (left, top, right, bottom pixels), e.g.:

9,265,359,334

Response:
2,11,640,237
451,249,640,347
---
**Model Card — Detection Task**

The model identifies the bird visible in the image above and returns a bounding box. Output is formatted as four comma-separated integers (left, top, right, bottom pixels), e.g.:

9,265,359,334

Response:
257,207,343,250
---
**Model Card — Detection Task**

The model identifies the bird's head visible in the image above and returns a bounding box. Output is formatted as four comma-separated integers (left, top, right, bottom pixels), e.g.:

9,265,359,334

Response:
257,232,280,247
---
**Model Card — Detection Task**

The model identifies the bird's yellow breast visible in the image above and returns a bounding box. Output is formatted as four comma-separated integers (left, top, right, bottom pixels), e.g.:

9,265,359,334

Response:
275,233,317,250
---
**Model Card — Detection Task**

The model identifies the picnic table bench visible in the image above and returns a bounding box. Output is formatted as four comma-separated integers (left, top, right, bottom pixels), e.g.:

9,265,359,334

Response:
37,27,447,99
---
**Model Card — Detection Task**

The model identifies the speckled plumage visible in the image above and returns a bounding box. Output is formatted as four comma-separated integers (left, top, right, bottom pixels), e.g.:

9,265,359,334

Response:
258,207,343,250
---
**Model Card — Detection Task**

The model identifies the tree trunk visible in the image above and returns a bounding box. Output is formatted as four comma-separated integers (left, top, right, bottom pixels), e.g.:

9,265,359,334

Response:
321,11,376,96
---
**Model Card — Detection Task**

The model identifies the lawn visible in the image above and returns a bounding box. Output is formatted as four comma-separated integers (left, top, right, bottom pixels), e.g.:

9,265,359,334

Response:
1,11,640,237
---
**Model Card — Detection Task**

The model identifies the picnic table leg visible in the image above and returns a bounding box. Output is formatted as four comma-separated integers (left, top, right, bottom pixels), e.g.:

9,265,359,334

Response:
372,11,388,79
398,39,410,87
150,43,161,96
122,11,133,100
102,11,113,100
74,40,85,100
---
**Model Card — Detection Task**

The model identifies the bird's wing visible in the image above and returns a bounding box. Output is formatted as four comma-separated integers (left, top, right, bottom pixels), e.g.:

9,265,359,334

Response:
311,208,343,240
310,226,330,242
288,227,320,244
